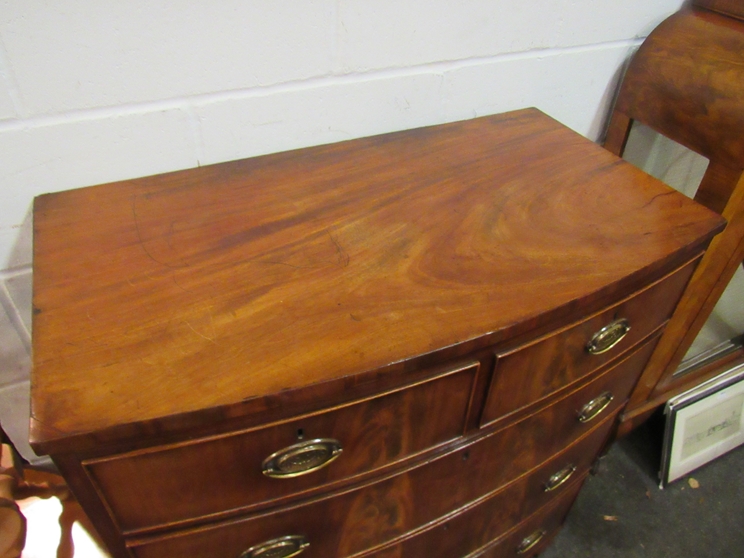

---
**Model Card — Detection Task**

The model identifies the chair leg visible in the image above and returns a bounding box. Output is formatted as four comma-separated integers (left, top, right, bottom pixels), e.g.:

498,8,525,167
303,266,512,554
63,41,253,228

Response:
0,445,25,558
57,492,107,558
602,111,633,157
57,495,77,558
2,443,107,558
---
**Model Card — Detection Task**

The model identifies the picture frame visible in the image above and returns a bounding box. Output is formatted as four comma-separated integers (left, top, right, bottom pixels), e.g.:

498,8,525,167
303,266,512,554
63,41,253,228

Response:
660,361,744,487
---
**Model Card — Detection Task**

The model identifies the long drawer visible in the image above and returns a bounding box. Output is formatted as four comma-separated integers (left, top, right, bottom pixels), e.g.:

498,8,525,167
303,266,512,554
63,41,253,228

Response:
367,474,584,558
127,429,600,558
360,420,608,558
469,481,580,558
481,258,696,426
127,339,650,558
85,361,480,532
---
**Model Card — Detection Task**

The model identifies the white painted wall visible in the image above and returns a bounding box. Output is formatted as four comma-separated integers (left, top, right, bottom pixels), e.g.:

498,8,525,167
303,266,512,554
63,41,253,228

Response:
0,1,689,460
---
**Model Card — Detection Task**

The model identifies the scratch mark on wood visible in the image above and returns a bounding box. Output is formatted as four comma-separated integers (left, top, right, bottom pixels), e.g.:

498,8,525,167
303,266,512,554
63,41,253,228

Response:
328,229,350,268
183,320,216,343
131,194,189,269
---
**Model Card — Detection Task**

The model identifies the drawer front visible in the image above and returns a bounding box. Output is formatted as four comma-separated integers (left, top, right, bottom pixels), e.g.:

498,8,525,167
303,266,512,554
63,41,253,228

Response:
469,484,578,558
86,362,479,532
481,258,697,426
128,424,602,558
461,335,656,503
129,344,640,558
363,413,613,558
367,476,583,558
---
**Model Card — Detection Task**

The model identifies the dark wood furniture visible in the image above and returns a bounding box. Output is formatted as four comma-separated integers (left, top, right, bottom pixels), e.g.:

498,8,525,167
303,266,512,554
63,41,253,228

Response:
0,444,24,558
30,109,724,558
0,441,94,558
603,2,744,434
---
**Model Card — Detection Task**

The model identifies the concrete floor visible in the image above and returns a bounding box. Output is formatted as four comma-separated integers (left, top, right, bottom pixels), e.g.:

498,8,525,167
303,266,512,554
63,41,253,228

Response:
540,417,744,558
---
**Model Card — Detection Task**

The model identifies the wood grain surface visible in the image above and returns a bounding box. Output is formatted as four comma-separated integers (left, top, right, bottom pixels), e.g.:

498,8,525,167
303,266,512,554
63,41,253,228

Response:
609,9,744,169
603,7,744,432
31,108,724,452
126,371,623,557
482,260,694,424
694,0,744,21
84,362,478,532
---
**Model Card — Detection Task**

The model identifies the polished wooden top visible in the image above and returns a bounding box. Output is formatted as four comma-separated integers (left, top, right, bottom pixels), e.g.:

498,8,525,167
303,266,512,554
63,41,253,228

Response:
31,109,724,451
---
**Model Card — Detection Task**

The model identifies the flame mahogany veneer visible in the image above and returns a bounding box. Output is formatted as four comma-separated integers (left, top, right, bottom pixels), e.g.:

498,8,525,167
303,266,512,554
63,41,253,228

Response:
31,109,724,557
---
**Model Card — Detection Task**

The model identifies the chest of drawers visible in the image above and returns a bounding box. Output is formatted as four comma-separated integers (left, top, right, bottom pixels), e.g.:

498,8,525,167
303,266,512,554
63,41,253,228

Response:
30,109,724,558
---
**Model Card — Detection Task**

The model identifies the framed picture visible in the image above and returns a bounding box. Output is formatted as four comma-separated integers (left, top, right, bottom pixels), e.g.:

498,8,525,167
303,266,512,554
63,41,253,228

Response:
660,361,744,487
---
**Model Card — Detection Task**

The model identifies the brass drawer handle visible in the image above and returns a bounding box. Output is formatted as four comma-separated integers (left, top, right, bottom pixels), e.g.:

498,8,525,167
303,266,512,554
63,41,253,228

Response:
586,318,630,355
577,391,614,423
544,464,577,492
262,438,342,478
239,535,309,558
516,530,546,554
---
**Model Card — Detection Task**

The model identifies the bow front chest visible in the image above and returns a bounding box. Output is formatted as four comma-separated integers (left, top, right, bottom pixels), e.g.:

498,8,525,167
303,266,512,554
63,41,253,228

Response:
31,109,724,557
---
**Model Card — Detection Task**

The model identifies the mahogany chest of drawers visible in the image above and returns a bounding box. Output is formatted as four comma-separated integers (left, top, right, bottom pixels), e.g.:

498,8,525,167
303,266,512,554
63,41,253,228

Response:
30,109,724,558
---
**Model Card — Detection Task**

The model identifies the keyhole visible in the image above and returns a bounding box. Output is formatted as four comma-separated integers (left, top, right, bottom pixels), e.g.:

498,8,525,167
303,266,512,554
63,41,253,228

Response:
297,428,304,440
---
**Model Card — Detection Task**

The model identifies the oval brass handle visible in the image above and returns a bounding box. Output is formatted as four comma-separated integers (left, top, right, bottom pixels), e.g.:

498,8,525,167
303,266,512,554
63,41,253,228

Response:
586,318,630,355
544,464,577,492
577,391,614,423
239,535,309,558
262,438,342,479
516,530,546,554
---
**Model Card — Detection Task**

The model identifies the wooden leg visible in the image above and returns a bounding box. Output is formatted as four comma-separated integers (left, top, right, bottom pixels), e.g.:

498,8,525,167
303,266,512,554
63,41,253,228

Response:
57,494,107,558
0,445,25,558
602,111,633,157
57,501,75,558
0,498,25,558
1,446,107,558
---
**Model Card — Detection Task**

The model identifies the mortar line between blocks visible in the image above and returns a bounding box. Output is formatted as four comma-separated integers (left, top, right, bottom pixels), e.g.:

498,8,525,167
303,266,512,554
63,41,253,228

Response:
0,37,644,134
0,281,31,351
0,264,32,280
0,32,27,118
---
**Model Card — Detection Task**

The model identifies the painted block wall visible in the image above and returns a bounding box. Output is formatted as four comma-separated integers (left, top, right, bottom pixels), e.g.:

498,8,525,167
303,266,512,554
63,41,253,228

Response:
0,1,688,460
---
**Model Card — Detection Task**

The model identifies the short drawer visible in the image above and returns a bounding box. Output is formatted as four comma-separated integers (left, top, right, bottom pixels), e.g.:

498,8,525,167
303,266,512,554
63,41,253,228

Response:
481,258,697,426
464,335,657,499
128,343,642,558
85,361,480,532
